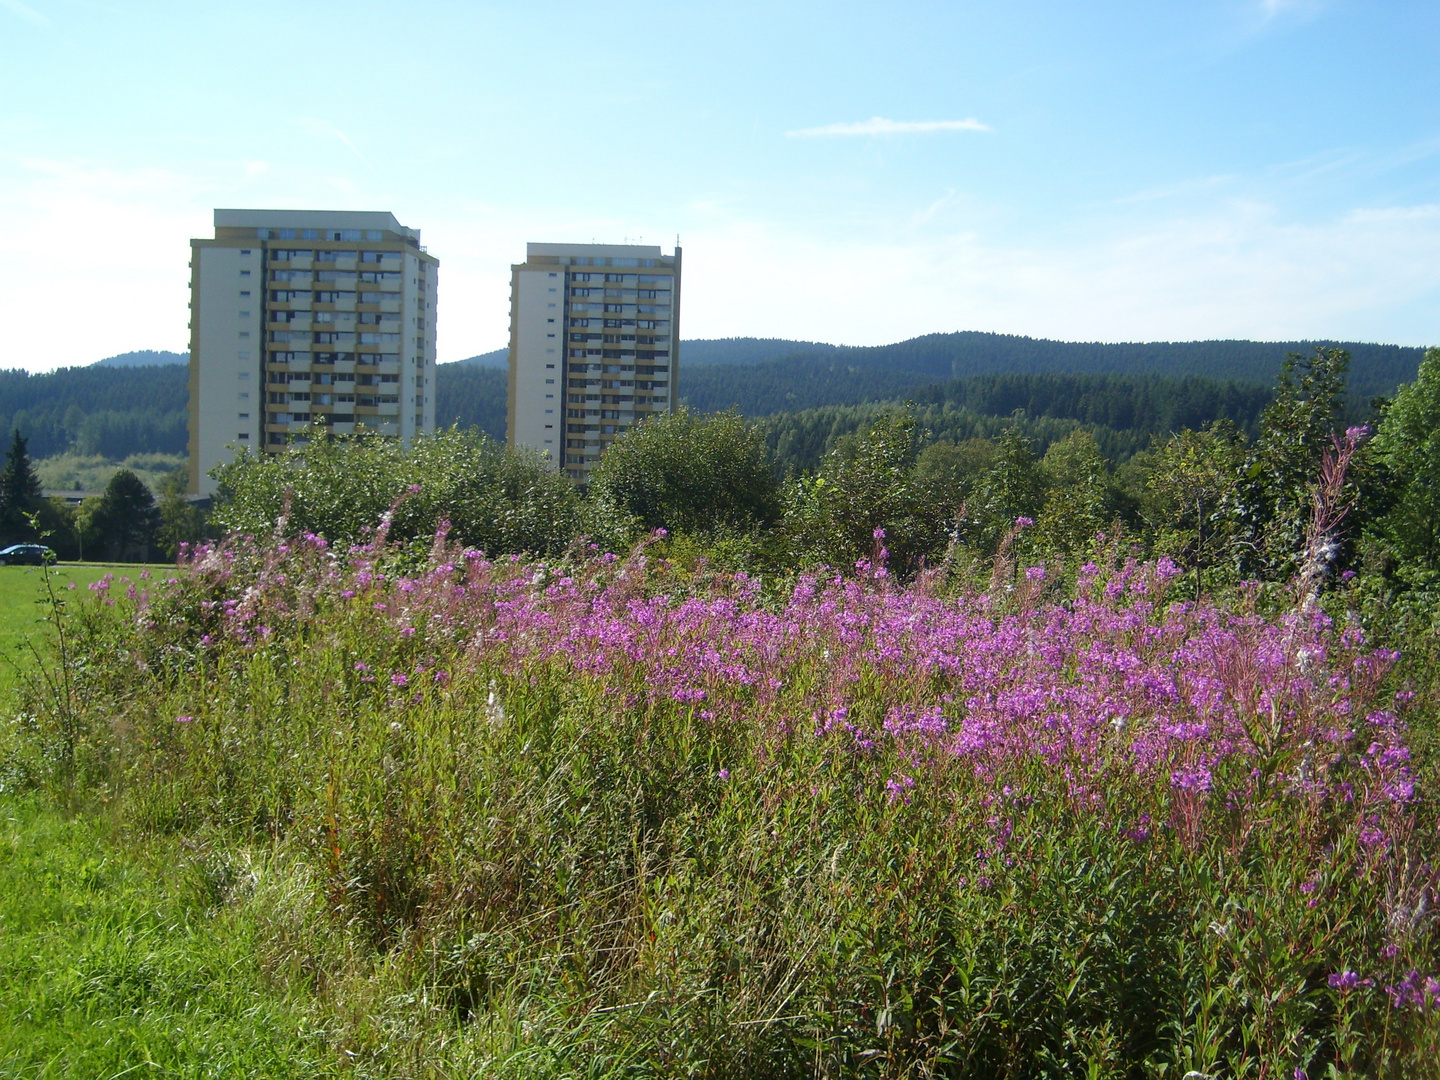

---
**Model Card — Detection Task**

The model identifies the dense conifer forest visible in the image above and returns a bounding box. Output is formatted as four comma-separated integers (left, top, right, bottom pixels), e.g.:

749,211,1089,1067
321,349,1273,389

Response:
2,334,1420,469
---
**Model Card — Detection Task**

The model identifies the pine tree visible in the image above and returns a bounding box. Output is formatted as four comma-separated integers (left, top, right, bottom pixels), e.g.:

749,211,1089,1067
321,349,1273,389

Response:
84,469,158,562
0,428,43,543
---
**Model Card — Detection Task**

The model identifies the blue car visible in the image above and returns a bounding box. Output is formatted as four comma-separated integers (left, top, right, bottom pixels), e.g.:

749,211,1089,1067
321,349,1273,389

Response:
0,544,57,566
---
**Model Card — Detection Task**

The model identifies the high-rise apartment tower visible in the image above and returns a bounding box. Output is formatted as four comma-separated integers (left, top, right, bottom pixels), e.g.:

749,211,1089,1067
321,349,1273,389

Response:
506,242,680,481
187,209,438,496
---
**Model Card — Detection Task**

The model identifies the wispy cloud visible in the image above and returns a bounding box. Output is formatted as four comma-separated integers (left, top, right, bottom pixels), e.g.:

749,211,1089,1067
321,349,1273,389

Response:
0,0,50,27
786,117,991,138
676,200,1440,349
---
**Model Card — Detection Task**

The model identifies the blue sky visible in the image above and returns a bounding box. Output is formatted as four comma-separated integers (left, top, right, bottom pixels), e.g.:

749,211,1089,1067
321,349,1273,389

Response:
1,0,1436,370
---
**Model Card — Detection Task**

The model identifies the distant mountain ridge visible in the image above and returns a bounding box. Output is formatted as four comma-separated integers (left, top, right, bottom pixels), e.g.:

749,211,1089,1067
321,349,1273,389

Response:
445,338,838,369
4,333,1426,465
95,350,188,367
680,332,1427,416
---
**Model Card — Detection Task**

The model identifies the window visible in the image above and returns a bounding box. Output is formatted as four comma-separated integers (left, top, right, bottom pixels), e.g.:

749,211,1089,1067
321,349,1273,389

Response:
240,290,251,297
237,432,250,440
240,270,251,277
239,412,250,419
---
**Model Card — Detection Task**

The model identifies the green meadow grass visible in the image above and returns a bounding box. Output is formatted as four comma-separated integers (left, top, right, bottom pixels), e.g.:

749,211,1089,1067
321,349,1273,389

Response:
0,564,169,700
0,796,324,1078
2,564,325,1079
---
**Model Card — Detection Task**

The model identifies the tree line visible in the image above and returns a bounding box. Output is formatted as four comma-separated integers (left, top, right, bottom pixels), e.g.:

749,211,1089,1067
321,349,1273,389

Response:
0,430,199,561
87,347,1424,614
4,345,1435,590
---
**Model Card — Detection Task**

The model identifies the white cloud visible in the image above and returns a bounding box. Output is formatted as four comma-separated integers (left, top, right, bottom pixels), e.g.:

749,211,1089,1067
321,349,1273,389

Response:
0,158,213,370
676,200,1440,349
786,117,991,138
0,0,49,27
1,155,1434,375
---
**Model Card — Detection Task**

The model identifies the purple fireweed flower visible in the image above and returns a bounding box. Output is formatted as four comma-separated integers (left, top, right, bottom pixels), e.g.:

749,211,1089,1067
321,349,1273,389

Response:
391,672,409,687
1025,566,1045,581
718,769,730,780
175,715,194,723
1015,516,1033,527
885,774,915,804
873,527,886,540
1170,766,1213,793
1328,970,1360,992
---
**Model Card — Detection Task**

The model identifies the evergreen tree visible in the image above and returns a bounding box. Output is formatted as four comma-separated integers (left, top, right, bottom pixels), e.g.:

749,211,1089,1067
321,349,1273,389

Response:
0,428,43,543
84,469,159,562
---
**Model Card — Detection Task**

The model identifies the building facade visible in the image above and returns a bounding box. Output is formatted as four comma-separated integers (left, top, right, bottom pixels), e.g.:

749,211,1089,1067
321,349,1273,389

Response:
506,242,680,482
188,209,438,496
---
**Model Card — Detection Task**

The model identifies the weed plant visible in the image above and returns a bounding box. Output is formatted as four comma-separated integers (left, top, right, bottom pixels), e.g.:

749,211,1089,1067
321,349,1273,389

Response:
6,522,1439,1078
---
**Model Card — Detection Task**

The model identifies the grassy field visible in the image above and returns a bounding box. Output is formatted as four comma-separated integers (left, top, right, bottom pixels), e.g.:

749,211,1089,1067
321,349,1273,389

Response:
1,562,320,1077
0,796,323,1078
0,564,169,699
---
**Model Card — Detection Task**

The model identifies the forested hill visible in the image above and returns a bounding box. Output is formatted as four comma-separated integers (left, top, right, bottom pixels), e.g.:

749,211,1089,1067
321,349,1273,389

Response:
682,332,1425,416
436,365,506,442
95,350,187,367
0,365,189,459
760,371,1275,473
2,333,1424,463
447,340,838,368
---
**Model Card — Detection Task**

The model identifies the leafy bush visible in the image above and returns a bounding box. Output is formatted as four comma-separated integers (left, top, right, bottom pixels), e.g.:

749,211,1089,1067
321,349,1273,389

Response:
587,407,781,541
211,428,581,556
